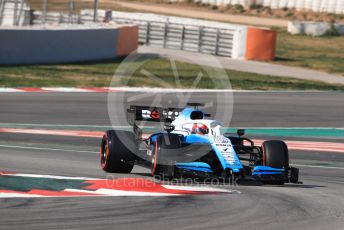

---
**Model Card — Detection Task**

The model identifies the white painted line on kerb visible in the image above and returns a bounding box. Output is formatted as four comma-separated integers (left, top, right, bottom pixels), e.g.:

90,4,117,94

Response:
0,88,23,92
91,189,182,197
0,193,43,198
162,185,237,193
41,87,93,92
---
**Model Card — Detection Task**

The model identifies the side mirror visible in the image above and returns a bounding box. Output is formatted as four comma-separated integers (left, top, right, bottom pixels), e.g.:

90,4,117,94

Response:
164,124,175,133
237,129,245,136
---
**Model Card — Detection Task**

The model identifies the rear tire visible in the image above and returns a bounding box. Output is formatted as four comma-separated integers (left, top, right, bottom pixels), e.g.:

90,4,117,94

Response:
100,130,137,173
261,140,289,185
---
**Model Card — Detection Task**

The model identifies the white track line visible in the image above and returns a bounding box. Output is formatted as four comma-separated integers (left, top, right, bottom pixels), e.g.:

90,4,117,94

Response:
0,144,343,171
0,144,97,154
291,164,344,170
7,173,98,180
41,87,93,92
0,123,153,129
162,185,237,193
93,189,182,196
0,193,43,198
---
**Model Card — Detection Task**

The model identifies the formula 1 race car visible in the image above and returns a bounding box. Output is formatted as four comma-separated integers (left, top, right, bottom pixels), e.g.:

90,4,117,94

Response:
100,103,300,185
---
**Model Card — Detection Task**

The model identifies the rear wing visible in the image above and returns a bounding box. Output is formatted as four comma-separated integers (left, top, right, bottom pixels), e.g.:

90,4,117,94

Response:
127,106,182,125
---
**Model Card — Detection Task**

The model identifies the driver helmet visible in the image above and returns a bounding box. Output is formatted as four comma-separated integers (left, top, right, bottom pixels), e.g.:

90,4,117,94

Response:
191,123,209,135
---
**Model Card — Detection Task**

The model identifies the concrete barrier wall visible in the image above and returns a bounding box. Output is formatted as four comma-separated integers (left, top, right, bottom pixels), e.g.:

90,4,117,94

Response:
105,10,276,61
189,0,344,14
0,24,138,65
288,21,344,36
95,10,246,58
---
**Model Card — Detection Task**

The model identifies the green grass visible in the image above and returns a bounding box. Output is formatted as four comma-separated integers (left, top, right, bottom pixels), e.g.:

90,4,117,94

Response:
275,28,344,75
1,57,343,90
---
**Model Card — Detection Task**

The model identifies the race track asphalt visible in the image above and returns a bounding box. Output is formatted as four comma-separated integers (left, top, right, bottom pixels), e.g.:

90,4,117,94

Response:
0,91,343,127
0,91,343,230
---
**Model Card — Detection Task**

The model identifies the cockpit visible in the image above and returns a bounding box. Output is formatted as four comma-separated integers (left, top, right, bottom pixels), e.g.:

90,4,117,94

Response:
178,120,223,137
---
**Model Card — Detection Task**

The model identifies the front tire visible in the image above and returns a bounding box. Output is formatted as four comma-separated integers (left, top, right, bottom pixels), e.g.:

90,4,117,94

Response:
261,140,289,185
100,130,137,173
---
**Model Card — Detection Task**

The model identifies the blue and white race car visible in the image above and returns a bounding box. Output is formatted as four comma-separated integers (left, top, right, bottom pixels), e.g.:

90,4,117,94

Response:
100,103,300,185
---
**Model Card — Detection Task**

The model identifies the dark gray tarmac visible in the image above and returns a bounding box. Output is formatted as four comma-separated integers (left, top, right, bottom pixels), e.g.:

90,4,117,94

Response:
0,91,343,127
0,92,343,230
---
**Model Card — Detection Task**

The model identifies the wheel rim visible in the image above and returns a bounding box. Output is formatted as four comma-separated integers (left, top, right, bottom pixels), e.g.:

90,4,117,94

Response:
100,138,109,168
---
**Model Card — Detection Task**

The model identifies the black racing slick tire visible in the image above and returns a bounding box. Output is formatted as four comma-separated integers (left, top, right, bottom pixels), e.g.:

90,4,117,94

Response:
261,140,289,185
151,134,182,178
100,130,138,173
262,140,289,168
